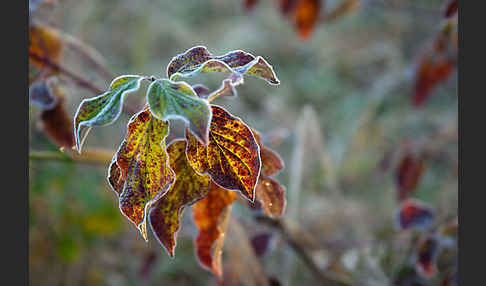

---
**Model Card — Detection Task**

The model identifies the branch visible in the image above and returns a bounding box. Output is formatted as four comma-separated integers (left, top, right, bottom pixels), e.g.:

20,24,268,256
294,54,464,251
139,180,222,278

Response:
29,52,105,95
29,148,114,165
256,216,353,286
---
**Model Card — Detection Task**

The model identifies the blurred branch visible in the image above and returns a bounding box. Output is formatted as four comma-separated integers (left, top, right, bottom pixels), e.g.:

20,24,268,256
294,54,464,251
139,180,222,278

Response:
29,148,114,165
30,52,105,95
60,31,115,80
257,216,353,286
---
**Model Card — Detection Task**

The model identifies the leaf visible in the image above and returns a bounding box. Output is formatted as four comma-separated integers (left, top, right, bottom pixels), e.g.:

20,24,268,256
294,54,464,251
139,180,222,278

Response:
252,129,285,176
192,84,212,98
251,129,286,217
414,55,454,107
37,78,74,149
254,175,287,217
74,75,143,153
186,105,261,202
293,0,321,40
29,79,58,110
395,153,425,201
107,108,175,241
395,199,434,231
414,236,439,278
167,46,280,85
279,0,299,15
192,182,236,279
146,79,212,145
444,0,458,18
148,140,210,257
29,23,63,68
243,0,260,11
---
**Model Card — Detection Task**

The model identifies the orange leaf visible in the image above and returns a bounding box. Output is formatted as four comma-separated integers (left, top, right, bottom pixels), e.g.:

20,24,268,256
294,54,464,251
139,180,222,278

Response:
148,140,210,257
255,175,286,217
29,23,63,69
293,0,321,40
192,182,236,279
186,105,261,202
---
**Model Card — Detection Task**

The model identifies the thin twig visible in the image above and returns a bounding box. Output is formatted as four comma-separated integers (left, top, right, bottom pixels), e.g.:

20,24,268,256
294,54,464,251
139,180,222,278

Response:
29,52,105,95
29,148,114,165
256,216,353,286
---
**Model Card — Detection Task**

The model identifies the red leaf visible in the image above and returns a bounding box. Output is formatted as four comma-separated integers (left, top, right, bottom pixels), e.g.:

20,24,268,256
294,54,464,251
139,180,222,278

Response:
414,236,439,278
395,153,425,201
414,55,453,107
395,199,434,231
244,0,260,11
444,0,458,18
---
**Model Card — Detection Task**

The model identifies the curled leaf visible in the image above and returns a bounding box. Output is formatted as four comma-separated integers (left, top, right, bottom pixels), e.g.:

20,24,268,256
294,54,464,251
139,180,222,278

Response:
29,79,58,110
186,105,261,202
192,182,236,279
167,46,280,85
146,79,212,145
293,0,321,40
108,108,175,240
395,199,435,231
148,140,210,257
74,75,143,152
38,79,74,149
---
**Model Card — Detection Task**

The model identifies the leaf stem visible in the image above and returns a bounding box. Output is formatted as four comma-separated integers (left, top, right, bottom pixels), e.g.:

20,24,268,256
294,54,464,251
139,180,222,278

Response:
29,148,114,165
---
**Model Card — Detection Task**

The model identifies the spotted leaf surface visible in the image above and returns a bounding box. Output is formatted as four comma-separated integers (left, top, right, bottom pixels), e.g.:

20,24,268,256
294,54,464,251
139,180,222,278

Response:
192,182,236,279
186,105,261,202
74,75,143,152
148,140,210,257
147,79,211,145
108,108,174,241
167,46,280,85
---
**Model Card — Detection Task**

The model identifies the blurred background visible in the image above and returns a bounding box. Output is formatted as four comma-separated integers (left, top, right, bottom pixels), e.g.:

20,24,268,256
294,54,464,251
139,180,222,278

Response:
29,0,458,285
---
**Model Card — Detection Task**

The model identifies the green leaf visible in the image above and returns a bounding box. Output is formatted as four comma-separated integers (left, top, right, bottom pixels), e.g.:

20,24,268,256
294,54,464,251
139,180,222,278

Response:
73,75,143,153
167,46,280,85
107,108,175,241
147,79,211,145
